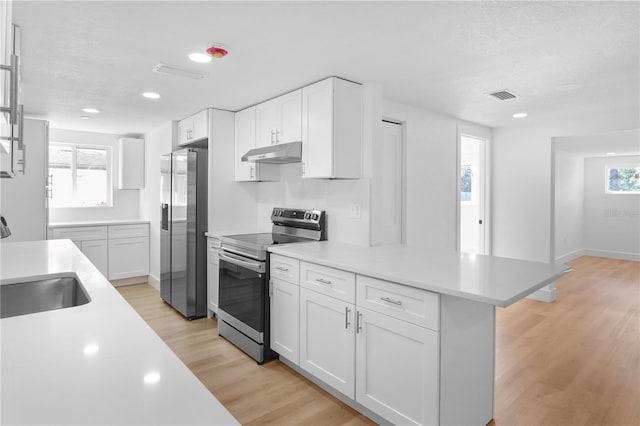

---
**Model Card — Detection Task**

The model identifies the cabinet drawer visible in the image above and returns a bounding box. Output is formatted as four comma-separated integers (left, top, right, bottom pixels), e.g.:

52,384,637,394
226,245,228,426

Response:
51,226,107,242
270,254,300,285
356,275,440,331
108,223,149,239
300,262,355,304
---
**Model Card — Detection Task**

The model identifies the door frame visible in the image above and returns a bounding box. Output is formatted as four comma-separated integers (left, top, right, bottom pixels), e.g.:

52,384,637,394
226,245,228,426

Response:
456,129,491,254
370,117,407,245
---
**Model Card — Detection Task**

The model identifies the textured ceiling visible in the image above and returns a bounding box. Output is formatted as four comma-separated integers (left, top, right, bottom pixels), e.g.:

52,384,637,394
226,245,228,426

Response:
12,1,640,136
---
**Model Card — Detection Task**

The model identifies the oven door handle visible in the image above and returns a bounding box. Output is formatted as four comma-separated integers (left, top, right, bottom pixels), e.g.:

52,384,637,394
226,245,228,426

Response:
219,251,266,273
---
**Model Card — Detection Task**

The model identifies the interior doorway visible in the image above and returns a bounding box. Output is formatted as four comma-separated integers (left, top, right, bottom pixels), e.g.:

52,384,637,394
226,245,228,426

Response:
459,134,487,254
371,119,404,246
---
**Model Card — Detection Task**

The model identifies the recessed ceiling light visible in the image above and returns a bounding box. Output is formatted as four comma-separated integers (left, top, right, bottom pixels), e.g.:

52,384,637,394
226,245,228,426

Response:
512,113,528,118
81,108,100,114
80,115,91,120
142,92,160,99
189,52,211,63
606,152,617,156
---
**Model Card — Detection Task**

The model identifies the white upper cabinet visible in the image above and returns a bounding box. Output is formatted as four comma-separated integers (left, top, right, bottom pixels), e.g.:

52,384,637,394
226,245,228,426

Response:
301,77,363,179
178,109,208,146
234,106,279,182
256,89,302,148
118,138,144,189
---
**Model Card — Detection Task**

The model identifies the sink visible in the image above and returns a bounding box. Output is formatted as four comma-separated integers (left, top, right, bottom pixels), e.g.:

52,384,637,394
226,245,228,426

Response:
1,277,91,319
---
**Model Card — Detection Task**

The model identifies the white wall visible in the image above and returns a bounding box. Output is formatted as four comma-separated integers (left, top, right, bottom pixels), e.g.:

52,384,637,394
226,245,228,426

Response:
208,109,258,235
554,149,585,262
48,128,141,223
382,100,491,252
584,155,640,260
140,121,174,284
492,109,640,264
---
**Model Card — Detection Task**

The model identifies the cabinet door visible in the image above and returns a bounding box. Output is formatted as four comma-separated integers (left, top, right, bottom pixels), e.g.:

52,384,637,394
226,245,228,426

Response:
177,119,190,146
81,239,108,277
270,278,300,364
356,307,439,426
300,288,355,398
207,248,219,314
191,109,209,142
256,98,279,148
235,107,257,181
302,78,334,178
108,236,149,280
278,89,302,144
118,138,145,189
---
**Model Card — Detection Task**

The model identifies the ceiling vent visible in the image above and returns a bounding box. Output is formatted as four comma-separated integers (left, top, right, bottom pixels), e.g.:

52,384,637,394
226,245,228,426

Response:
488,89,518,101
152,63,207,80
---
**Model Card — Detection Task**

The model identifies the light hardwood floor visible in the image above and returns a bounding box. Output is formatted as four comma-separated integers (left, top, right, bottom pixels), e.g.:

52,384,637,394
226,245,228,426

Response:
118,256,639,425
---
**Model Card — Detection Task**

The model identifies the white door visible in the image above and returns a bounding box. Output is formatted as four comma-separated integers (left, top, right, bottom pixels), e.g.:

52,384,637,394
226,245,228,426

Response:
356,307,439,426
270,278,300,364
459,134,487,254
371,120,403,245
299,288,355,398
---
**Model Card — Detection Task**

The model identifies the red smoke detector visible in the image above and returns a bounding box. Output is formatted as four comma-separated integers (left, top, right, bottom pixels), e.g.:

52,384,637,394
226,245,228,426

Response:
206,45,228,58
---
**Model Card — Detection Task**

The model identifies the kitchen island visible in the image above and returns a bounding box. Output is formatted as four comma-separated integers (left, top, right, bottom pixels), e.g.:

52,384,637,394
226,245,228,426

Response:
268,241,571,426
0,239,238,426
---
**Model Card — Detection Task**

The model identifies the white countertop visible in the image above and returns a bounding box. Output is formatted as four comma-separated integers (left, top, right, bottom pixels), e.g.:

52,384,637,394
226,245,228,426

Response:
0,239,238,426
269,241,571,307
49,219,150,228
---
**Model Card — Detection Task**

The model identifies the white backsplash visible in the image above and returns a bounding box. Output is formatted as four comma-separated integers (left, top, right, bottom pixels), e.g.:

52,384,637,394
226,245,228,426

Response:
256,162,371,245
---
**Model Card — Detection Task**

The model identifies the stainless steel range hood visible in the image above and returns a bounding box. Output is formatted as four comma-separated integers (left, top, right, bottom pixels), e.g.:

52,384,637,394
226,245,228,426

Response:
241,141,302,164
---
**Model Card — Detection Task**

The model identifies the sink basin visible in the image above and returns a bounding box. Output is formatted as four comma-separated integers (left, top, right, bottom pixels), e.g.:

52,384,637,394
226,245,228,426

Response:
1,277,90,319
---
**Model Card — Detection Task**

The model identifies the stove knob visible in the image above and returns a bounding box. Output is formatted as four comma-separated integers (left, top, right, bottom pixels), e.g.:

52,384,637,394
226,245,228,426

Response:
304,212,311,219
312,213,319,220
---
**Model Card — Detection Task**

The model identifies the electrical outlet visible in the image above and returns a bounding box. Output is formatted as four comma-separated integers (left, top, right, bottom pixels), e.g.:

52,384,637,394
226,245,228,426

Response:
349,203,361,219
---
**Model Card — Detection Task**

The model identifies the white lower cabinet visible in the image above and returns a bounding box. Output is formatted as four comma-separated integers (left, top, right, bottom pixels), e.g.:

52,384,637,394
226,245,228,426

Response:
299,287,355,398
80,239,108,277
108,236,149,280
207,239,220,316
356,307,439,426
269,278,300,364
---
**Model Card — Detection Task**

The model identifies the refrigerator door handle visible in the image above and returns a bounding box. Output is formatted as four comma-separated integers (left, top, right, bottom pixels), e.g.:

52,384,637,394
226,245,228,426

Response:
161,203,169,230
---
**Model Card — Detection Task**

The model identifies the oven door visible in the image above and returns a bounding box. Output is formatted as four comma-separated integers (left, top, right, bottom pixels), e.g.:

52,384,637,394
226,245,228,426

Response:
218,251,267,341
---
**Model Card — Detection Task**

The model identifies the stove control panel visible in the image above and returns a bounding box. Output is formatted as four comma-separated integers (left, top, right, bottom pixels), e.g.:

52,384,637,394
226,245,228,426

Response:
271,208,325,226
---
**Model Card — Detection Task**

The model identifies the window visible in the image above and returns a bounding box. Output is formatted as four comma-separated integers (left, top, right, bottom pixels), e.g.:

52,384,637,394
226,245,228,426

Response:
49,143,111,207
460,164,474,202
606,166,640,194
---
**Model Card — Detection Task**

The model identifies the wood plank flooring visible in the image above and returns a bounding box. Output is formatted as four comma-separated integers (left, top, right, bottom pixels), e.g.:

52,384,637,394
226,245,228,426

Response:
118,256,639,425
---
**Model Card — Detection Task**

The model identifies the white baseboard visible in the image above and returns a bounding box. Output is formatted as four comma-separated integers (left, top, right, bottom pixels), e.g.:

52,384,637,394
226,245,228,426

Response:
110,276,148,287
555,249,586,264
526,284,557,303
584,249,640,262
147,274,160,291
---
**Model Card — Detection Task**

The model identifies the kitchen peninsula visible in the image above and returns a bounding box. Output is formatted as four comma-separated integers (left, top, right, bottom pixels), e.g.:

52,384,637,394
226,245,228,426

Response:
268,241,571,426
0,239,238,426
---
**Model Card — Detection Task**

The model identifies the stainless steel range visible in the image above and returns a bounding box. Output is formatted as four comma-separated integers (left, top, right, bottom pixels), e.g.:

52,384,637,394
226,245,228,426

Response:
217,208,326,363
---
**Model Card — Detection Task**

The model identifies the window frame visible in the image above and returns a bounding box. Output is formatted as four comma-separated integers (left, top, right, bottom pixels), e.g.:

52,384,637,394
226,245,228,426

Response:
604,163,640,195
49,142,113,208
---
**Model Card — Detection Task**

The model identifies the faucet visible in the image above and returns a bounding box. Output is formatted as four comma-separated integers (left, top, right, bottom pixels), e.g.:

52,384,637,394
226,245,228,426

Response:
0,214,11,239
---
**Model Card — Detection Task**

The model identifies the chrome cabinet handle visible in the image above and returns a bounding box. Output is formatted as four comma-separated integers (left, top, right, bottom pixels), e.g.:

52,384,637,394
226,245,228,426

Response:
345,307,351,329
380,296,403,306
276,266,289,272
356,311,362,334
250,165,255,179
316,278,332,285
275,129,280,143
270,130,275,144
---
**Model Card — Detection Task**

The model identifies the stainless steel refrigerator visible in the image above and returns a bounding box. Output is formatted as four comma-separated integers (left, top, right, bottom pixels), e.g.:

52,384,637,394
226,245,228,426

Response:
160,148,208,319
